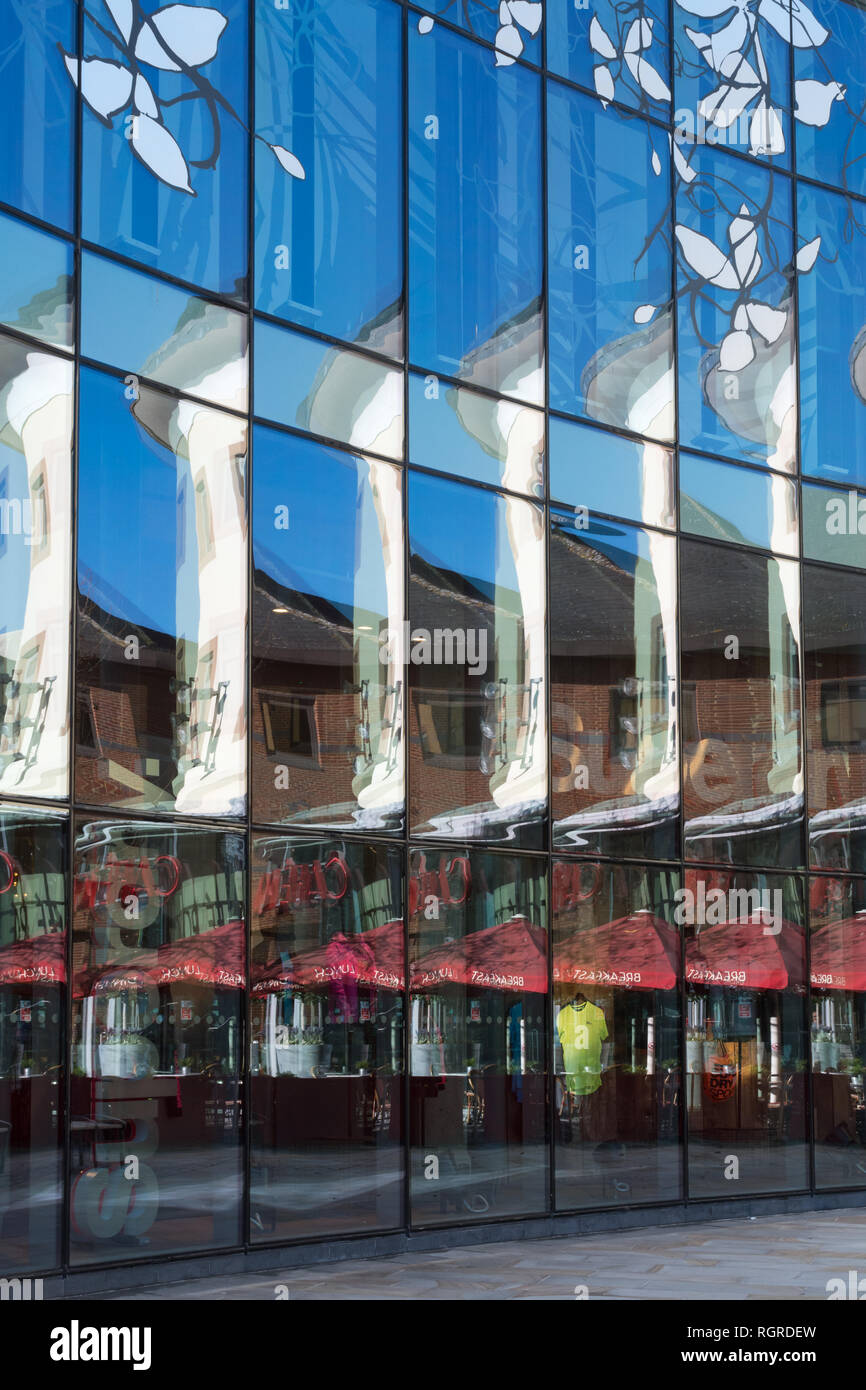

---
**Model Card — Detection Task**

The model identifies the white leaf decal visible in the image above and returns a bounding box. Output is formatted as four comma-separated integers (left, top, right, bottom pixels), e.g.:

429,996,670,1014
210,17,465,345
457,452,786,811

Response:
686,12,749,72
759,0,828,47
796,236,821,272
418,15,434,34
105,0,134,43
134,74,159,119
135,4,228,72
745,301,787,343
64,56,133,121
593,63,615,105
700,80,762,129
720,329,755,371
749,103,786,155
671,135,697,184
675,225,739,288
795,79,846,127
270,144,305,180
494,23,523,64
507,1,543,35
728,207,761,286
625,53,671,102
677,0,745,16
589,15,617,60
624,17,653,52
634,305,657,324
131,114,194,193
651,149,662,175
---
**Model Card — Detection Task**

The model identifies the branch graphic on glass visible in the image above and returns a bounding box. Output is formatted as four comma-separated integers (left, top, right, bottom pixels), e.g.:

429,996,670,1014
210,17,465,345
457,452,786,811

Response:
416,1,543,66
61,0,305,194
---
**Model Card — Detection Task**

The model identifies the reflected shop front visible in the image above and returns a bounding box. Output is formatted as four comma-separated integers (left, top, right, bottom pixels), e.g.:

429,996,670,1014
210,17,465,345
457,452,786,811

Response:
4,0,866,1279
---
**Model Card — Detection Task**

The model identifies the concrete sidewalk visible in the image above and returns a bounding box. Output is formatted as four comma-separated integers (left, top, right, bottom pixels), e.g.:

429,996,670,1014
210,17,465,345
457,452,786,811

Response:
74,1207,866,1300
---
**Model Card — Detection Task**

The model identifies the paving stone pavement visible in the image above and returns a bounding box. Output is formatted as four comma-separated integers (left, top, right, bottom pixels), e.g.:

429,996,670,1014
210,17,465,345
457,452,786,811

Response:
71,1207,866,1300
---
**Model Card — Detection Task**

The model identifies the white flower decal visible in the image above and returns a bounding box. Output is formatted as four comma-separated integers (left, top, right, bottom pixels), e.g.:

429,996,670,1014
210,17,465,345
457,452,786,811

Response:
416,1,543,67
590,8,670,109
62,1,305,194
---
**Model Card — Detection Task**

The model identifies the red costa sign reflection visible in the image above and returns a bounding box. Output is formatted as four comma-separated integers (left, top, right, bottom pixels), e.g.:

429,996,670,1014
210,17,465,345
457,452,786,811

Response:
408,856,470,916
254,855,349,915
74,854,181,913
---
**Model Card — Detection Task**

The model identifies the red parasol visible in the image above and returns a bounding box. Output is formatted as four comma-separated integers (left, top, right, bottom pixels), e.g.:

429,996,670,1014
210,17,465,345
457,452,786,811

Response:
554,910,680,991
0,932,66,986
810,914,866,992
75,921,245,996
252,920,404,994
686,915,805,991
410,916,548,995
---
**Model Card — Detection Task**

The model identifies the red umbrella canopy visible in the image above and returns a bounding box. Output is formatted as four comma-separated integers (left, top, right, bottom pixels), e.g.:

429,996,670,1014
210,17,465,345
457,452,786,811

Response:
686,915,805,991
76,921,245,996
810,915,866,992
410,916,548,995
554,911,680,992
0,932,66,986
252,920,405,995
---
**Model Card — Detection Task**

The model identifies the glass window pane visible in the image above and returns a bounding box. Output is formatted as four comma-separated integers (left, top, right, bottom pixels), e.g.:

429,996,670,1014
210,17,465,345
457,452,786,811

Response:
553,860,682,1210
409,22,543,401
804,563,866,871
413,2,542,64
673,0,791,168
78,0,248,295
250,834,404,1239
408,472,547,849
680,539,803,869
804,482,866,570
70,819,245,1263
548,81,674,441
0,806,67,1273
76,367,248,817
549,415,675,529
676,147,795,470
254,318,402,460
795,0,866,198
547,0,670,116
251,426,404,832
0,0,75,230
255,0,403,353
409,847,548,1225
799,182,866,488
81,253,248,413
0,212,73,352
409,370,544,496
810,875,866,1189
680,453,799,556
551,511,679,860
685,868,809,1198
0,338,72,800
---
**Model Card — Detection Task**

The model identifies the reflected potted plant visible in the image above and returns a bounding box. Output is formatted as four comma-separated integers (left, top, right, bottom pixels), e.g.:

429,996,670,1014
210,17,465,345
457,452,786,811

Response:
686,1028,705,1074
411,1031,441,1076
98,1031,158,1079
274,1026,326,1077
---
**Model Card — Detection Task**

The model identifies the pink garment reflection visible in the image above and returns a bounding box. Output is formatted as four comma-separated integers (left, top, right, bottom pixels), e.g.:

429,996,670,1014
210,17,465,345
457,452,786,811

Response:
326,932,374,1024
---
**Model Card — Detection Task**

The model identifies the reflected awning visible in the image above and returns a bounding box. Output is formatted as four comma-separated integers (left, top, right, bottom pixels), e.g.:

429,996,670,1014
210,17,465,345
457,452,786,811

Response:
686,915,805,991
554,911,679,992
252,920,404,995
76,921,245,995
410,916,548,994
0,932,66,986
810,915,866,992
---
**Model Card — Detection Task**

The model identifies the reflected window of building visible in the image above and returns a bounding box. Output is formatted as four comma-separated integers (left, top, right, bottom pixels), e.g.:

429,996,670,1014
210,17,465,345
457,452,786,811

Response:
77,0,249,295
251,426,404,833
0,211,73,353
803,481,866,570
799,182,866,488
254,318,402,461
81,253,248,414
250,835,403,1240
680,453,799,556
255,0,403,354
676,147,795,471
408,370,544,497
409,847,548,1225
681,538,803,869
409,20,543,402
551,511,678,861
553,860,682,1210
69,819,245,1264
0,806,67,1273
0,337,72,800
408,472,546,849
76,367,248,818
548,81,674,442
0,0,75,230
804,563,866,872
684,868,808,1198
549,415,675,531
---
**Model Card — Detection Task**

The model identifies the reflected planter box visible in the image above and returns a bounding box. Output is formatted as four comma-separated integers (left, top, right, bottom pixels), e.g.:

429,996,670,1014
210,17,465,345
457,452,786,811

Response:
96,1043,158,1080
410,1043,440,1076
271,1044,330,1077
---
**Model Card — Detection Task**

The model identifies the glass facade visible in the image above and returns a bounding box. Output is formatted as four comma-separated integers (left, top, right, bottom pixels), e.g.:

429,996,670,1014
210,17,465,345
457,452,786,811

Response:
2,0,866,1275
